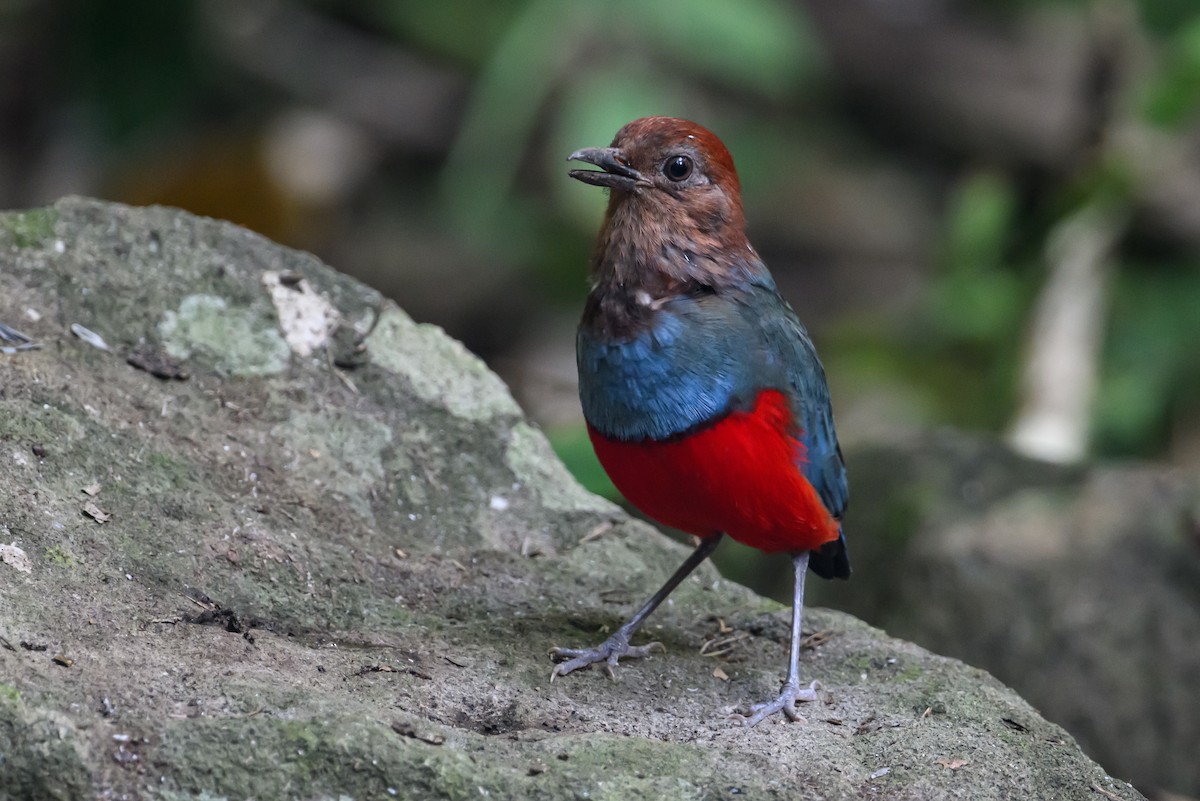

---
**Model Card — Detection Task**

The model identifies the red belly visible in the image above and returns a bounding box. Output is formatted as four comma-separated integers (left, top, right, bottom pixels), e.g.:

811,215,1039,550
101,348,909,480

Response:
588,390,840,553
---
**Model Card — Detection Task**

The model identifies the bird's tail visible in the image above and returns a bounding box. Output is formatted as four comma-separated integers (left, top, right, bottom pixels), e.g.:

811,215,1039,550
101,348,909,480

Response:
808,526,850,580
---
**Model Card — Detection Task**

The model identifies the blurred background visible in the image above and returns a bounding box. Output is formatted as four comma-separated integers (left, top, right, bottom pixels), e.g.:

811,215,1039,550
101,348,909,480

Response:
2,0,1199,796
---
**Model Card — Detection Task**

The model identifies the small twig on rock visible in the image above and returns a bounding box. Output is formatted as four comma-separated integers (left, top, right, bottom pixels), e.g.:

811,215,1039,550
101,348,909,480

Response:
1089,782,1123,801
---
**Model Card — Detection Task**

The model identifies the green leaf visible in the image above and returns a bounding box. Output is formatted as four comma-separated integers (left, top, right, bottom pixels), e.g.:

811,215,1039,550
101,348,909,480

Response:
627,0,820,98
439,0,596,252
375,0,525,64
929,269,1024,343
942,171,1016,275
1093,261,1200,454
1142,14,1200,128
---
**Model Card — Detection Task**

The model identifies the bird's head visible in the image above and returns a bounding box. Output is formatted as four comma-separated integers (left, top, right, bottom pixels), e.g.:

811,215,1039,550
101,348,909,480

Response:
569,116,740,194
569,116,744,224
568,117,757,291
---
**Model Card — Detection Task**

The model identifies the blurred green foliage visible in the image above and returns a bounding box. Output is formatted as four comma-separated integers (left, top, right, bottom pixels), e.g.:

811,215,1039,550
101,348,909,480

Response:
374,0,523,63
932,172,1025,346
545,426,619,502
66,2,204,146
904,3,1200,454
1139,0,1200,33
430,0,819,264
1096,263,1200,453
1143,15,1200,127
21,0,1200,470
380,0,1200,464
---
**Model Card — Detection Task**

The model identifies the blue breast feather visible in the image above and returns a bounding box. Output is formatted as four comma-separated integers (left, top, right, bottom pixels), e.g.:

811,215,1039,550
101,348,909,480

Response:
577,310,744,442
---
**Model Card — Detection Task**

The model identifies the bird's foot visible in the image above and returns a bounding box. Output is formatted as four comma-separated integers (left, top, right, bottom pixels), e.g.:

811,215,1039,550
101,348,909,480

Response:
548,632,664,681
733,679,821,727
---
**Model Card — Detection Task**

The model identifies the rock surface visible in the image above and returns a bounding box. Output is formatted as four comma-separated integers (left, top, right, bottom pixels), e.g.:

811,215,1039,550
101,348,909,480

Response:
0,198,1143,800
812,434,1200,797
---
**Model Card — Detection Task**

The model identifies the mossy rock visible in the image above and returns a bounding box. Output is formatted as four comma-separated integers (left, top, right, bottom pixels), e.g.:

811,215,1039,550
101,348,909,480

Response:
0,198,1143,800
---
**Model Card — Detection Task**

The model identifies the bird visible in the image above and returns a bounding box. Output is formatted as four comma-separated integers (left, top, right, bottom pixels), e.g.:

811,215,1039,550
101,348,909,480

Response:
550,116,850,727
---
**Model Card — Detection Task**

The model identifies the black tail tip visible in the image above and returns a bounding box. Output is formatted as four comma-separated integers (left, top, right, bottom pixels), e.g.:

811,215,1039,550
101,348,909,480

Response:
809,533,850,580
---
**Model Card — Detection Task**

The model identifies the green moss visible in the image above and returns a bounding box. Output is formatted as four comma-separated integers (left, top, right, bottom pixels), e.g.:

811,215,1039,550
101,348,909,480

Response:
149,792,232,801
0,400,86,444
149,713,759,801
5,208,58,248
543,735,715,799
0,692,91,799
155,716,496,800
850,655,874,671
140,451,203,494
43,545,78,568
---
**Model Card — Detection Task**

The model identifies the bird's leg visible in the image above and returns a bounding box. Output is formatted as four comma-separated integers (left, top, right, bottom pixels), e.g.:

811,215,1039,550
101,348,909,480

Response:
550,533,723,680
737,550,820,726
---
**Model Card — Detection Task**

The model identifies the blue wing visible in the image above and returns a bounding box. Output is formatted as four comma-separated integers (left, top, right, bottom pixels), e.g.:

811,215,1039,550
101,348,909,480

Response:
744,281,850,579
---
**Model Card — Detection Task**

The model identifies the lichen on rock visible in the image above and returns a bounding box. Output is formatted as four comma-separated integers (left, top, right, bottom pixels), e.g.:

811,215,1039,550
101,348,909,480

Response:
159,293,293,376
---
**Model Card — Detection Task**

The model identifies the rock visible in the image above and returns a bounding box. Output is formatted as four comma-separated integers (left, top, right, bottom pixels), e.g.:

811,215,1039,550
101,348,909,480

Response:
812,432,1200,797
0,198,1143,800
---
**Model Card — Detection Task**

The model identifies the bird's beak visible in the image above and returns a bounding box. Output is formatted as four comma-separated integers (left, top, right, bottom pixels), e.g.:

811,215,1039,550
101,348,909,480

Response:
567,147,645,192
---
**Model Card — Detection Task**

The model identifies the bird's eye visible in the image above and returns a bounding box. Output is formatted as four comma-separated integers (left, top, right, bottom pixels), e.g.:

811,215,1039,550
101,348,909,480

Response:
663,155,693,182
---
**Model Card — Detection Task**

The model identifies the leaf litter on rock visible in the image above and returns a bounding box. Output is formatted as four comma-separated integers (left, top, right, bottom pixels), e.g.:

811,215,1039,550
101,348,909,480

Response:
81,501,112,523
0,320,40,353
127,344,189,380
352,664,432,680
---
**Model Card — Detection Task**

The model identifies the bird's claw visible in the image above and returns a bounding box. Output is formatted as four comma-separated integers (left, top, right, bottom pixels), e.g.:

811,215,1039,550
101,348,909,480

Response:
548,638,664,681
732,679,821,727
